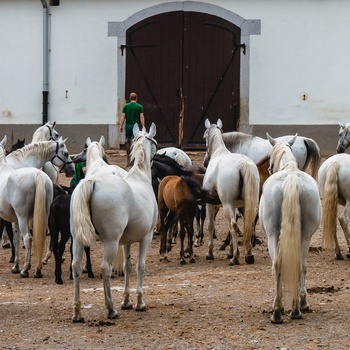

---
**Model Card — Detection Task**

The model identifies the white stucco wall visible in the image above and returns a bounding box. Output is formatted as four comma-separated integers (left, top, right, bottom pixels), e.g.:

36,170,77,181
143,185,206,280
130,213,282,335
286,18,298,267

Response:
1,0,350,128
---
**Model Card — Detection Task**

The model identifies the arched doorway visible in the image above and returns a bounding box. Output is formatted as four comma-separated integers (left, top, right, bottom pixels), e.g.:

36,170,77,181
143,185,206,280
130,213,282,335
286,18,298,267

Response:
108,2,261,149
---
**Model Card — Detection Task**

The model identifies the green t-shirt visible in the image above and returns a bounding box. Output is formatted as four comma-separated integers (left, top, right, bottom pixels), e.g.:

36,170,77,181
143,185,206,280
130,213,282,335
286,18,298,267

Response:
70,161,86,186
122,101,144,139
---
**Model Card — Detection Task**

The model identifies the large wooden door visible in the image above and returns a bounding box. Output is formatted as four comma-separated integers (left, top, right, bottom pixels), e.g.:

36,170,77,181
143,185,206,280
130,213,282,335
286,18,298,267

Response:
125,11,241,149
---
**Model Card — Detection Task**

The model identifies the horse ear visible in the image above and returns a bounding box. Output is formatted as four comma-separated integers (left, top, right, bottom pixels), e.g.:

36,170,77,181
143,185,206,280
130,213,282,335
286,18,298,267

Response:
133,123,140,137
52,121,56,128
339,122,346,129
1,135,7,148
266,132,276,146
149,123,156,138
205,119,211,129
99,136,105,147
287,133,298,147
86,137,92,147
217,119,223,129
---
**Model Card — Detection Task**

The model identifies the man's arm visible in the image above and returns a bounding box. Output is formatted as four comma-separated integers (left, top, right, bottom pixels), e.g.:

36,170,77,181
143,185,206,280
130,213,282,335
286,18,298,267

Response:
119,113,126,132
140,113,145,128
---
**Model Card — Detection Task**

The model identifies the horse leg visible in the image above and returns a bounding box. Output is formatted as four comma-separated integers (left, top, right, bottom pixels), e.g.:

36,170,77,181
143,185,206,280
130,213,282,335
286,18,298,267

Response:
53,226,67,284
187,213,195,263
178,215,187,265
11,223,21,274
158,202,170,262
18,220,32,278
101,240,119,319
271,259,284,324
219,231,231,252
84,246,94,278
299,242,311,313
71,237,85,322
194,205,206,247
42,236,53,265
338,203,350,259
5,221,15,263
121,244,133,310
228,210,240,265
134,233,153,311
205,204,216,260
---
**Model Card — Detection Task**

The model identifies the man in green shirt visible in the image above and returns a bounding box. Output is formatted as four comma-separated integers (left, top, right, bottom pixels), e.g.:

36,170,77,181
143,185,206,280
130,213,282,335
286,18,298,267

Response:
119,92,145,164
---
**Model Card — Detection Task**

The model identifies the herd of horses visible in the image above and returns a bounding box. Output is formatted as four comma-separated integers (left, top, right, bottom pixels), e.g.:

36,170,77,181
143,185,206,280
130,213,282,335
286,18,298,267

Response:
2,120,350,324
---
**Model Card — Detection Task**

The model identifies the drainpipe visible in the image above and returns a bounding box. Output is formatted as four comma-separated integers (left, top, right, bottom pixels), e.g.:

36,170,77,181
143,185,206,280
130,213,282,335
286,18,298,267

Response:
40,0,49,125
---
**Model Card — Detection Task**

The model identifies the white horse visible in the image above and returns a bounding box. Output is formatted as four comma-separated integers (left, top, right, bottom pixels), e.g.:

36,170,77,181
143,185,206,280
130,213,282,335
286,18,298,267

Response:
0,136,54,278
205,130,321,179
259,133,321,323
318,153,350,260
156,147,192,167
336,122,350,153
71,123,158,321
31,121,61,184
5,139,75,178
202,119,260,265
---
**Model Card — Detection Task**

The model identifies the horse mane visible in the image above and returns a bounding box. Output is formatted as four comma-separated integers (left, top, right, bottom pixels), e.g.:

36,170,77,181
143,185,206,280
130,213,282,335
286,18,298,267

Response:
130,132,149,173
270,142,298,172
152,153,191,177
86,142,107,168
222,131,256,149
180,175,203,199
208,126,229,157
8,141,52,161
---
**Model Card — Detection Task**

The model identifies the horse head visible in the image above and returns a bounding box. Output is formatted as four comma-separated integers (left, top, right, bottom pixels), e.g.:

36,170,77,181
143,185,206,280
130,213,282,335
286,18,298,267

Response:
0,135,8,160
51,138,75,177
32,121,60,143
131,123,157,166
266,133,298,174
336,122,350,153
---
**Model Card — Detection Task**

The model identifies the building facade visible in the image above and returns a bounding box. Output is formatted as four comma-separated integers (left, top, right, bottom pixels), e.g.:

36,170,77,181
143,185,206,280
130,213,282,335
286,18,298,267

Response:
0,0,348,154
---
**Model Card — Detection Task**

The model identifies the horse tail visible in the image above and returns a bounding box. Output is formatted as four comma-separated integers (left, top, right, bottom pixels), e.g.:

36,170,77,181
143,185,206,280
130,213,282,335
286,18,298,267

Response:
113,245,124,276
240,161,260,248
32,172,50,265
71,179,96,247
276,174,302,304
321,161,340,249
302,138,321,180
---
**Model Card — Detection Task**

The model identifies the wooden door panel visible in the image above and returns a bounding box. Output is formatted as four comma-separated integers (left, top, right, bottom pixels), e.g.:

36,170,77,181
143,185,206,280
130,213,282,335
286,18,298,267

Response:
125,11,240,148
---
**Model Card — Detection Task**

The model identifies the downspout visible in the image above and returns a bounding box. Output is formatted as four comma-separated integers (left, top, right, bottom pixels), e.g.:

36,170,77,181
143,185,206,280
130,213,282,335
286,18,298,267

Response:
40,0,49,124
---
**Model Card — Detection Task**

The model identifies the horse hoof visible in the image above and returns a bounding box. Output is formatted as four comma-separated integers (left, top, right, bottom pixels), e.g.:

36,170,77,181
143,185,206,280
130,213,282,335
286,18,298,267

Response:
290,310,302,320
346,252,350,259
88,273,95,279
34,271,43,278
271,311,283,324
135,304,147,312
108,310,120,319
72,316,85,323
189,258,195,263
227,253,233,259
55,279,63,285
121,302,133,310
20,271,29,278
205,253,214,260
2,243,11,249
229,258,240,266
245,255,255,264
335,253,344,260
180,260,186,265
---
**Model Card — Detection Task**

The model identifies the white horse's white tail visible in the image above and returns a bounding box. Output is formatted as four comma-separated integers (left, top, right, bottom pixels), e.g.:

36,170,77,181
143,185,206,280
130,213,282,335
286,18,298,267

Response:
71,179,96,247
240,162,259,249
32,172,49,265
113,245,124,276
275,174,302,304
321,161,340,250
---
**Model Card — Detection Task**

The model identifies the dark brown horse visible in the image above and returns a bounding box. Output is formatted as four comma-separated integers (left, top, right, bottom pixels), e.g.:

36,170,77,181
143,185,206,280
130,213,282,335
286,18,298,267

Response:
158,172,204,264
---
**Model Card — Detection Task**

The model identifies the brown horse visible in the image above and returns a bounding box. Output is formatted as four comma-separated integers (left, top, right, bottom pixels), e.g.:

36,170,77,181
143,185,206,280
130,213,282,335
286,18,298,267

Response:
158,173,204,264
